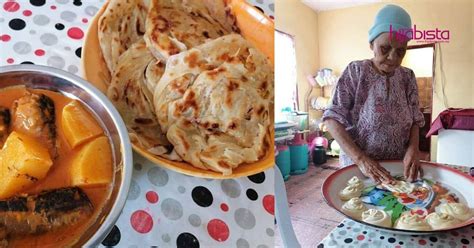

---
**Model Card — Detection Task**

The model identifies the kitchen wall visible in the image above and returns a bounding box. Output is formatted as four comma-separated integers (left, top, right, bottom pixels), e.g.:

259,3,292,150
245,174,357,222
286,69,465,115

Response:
316,0,473,161
275,0,320,111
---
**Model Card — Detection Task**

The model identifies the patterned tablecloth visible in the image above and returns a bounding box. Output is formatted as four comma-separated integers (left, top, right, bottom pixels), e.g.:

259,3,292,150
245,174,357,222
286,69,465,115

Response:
319,166,474,248
0,0,276,247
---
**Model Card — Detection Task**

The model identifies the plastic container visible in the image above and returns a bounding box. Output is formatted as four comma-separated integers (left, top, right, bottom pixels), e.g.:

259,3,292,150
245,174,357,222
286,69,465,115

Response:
286,112,308,131
276,145,291,181
312,146,327,165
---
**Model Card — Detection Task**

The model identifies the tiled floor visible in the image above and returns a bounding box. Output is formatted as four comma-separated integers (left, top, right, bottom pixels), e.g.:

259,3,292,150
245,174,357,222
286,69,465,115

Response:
274,159,344,247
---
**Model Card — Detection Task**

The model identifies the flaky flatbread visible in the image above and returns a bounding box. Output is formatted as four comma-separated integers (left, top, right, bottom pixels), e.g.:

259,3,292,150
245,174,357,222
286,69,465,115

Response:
144,0,232,60
107,39,180,160
98,1,274,174
98,0,148,75
154,34,273,174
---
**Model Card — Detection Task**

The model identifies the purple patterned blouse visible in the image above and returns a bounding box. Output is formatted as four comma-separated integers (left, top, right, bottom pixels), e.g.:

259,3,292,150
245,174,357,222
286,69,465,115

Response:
322,60,425,167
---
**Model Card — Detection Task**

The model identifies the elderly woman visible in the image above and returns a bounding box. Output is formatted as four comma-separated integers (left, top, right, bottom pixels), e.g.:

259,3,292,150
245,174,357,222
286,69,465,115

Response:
323,5,424,184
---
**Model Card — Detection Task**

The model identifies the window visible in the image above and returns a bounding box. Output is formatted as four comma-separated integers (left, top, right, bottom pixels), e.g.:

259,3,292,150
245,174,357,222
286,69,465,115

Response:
275,30,297,123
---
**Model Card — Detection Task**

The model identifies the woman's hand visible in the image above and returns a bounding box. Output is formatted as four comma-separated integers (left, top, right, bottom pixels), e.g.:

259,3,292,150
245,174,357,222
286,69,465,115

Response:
356,155,394,184
403,145,422,182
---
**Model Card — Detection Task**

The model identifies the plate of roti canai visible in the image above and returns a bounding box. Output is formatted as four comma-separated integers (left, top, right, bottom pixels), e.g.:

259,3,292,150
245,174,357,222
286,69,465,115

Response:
82,0,274,178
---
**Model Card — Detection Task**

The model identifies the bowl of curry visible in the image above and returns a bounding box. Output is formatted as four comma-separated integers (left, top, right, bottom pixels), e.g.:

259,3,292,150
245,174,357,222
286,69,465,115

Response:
0,65,133,247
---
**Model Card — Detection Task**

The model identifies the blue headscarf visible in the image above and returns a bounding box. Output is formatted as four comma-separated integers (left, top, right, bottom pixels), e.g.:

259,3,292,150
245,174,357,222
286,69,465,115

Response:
368,4,412,43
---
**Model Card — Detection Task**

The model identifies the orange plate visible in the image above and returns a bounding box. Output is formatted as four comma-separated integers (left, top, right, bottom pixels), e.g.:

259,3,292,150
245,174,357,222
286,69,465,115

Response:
82,0,275,179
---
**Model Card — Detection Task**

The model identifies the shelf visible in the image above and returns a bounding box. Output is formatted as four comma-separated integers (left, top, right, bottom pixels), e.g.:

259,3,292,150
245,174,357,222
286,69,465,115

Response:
275,135,295,142
295,130,310,134
275,122,298,130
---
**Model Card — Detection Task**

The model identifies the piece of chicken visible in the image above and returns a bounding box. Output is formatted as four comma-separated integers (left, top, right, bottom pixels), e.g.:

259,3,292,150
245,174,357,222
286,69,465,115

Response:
11,92,57,158
0,107,10,148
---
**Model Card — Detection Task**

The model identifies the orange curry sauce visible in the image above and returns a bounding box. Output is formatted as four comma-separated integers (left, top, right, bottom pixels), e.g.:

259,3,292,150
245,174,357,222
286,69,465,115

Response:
0,86,112,247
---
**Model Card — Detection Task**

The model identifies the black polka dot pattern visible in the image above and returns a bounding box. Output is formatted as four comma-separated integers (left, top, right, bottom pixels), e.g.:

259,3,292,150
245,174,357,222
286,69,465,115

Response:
317,244,324,248
30,0,46,7
9,19,26,31
20,61,35,64
388,237,396,243
177,233,200,248
380,236,385,240
75,47,82,58
73,0,83,6
55,23,65,30
191,186,213,207
429,236,437,242
337,223,344,228
248,172,265,184
344,238,353,243
102,225,121,246
246,189,258,201
461,239,470,244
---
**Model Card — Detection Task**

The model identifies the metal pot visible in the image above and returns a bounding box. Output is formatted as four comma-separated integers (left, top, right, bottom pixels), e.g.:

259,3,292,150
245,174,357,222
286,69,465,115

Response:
0,65,133,247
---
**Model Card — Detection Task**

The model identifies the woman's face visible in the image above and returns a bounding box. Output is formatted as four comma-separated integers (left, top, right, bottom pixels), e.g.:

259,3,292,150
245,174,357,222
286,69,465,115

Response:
370,32,408,74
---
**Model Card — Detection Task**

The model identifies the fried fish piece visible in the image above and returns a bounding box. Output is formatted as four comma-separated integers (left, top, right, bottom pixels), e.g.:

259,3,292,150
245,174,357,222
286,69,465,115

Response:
0,227,6,247
0,107,10,148
0,187,93,236
11,92,57,158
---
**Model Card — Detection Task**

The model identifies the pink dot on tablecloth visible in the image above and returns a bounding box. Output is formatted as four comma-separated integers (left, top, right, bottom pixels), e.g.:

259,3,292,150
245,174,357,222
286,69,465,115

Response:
3,1,20,12
1,35,11,42
418,239,427,245
262,195,274,215
7,58,14,64
34,49,45,56
23,10,32,16
51,5,56,10
357,235,365,241
82,18,88,23
67,27,84,40
130,210,153,234
207,219,229,242
220,203,229,212
395,246,401,248
146,191,159,203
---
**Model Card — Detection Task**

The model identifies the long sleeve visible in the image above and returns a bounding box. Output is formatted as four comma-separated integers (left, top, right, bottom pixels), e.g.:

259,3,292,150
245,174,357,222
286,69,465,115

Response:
322,64,356,129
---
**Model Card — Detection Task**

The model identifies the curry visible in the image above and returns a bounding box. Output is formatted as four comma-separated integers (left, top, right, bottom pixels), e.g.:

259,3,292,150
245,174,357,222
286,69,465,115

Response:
0,86,113,247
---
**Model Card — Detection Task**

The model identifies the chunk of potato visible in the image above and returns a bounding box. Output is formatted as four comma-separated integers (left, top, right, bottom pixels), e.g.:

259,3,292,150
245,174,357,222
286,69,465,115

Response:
62,100,103,148
0,131,53,199
71,136,113,187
